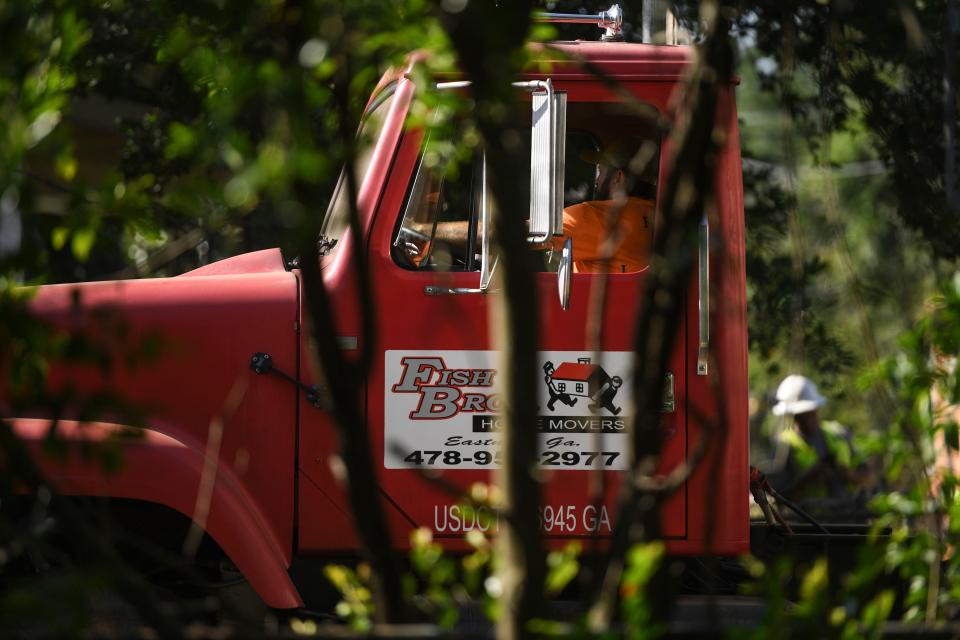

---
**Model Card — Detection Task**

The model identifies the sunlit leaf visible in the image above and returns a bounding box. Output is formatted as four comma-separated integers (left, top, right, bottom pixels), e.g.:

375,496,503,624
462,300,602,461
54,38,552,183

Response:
71,225,97,261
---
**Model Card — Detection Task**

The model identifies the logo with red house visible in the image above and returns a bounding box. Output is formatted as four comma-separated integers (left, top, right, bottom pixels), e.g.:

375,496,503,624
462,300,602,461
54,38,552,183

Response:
543,358,623,415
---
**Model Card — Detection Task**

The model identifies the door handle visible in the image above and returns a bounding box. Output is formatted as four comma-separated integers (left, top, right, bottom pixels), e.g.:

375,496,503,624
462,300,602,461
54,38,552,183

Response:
424,286,486,296
697,213,709,376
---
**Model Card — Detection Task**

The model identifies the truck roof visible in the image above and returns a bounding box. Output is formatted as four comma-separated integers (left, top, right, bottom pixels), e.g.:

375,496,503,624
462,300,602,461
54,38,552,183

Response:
376,42,702,110
535,41,693,81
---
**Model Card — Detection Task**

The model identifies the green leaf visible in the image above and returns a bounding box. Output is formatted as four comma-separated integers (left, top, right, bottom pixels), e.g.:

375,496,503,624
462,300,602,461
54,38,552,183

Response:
545,541,581,595
165,122,197,159
624,541,665,587
800,557,828,603
157,24,192,63
26,110,62,147
224,175,253,208
51,226,69,250
861,589,895,630
545,553,578,595
71,225,96,261
55,149,77,182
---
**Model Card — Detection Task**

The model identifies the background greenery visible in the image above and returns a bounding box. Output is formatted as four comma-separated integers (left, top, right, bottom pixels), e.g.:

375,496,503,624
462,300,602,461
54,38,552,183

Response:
3,0,960,636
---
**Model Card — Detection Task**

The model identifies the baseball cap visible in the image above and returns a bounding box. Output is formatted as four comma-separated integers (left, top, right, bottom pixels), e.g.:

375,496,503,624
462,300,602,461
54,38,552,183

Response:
581,138,659,184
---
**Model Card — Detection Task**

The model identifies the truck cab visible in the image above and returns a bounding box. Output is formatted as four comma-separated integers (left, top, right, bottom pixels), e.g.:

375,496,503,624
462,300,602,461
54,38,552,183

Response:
299,38,748,573
9,37,748,611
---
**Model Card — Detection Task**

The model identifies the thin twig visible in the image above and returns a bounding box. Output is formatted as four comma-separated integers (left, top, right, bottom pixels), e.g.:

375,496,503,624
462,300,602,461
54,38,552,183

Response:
182,373,249,558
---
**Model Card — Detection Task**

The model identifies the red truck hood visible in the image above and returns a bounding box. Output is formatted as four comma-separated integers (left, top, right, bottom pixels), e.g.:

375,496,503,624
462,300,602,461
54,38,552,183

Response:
177,248,287,278
15,248,302,589
24,249,300,435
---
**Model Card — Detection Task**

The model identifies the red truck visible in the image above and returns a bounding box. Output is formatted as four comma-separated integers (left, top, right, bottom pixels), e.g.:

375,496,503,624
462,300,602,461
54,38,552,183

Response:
7,13,748,611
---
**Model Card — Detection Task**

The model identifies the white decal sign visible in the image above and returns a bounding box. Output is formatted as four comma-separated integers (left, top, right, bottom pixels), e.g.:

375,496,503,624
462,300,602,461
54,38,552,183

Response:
384,350,633,470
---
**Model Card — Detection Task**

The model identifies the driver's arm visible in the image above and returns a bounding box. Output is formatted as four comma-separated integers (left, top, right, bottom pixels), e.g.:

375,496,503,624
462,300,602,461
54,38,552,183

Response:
407,215,574,256
407,219,473,247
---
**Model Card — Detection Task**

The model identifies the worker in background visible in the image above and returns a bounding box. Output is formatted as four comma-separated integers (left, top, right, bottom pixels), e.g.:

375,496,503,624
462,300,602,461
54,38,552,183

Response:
767,375,872,516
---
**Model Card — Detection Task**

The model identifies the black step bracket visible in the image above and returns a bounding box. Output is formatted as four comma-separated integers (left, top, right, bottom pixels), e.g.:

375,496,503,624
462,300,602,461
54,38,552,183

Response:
250,352,324,409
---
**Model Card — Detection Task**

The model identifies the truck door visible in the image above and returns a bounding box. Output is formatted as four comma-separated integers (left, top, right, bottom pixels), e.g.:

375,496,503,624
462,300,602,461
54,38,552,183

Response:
367,88,688,544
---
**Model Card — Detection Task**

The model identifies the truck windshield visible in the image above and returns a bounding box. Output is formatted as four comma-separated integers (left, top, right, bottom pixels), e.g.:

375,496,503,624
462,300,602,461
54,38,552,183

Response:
320,86,397,247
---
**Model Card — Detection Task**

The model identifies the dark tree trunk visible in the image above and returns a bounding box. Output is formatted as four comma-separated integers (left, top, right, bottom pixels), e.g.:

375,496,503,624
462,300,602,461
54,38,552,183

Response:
440,3,544,638
589,0,735,627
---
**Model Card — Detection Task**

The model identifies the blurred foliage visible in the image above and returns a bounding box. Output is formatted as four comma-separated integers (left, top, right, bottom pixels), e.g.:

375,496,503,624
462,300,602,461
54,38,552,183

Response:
674,0,960,256
619,541,666,640
857,273,960,622
670,3,960,637
0,0,469,632
323,563,376,632
737,272,960,638
5,0,960,635
6,0,464,284
323,486,583,632
667,2,957,452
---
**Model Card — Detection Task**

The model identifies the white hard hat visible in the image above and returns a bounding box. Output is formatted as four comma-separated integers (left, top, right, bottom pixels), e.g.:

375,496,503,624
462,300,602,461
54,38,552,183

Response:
771,375,826,416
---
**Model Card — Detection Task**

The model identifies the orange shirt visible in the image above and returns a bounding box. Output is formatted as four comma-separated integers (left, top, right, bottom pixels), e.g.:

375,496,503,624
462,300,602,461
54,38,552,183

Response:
555,197,654,273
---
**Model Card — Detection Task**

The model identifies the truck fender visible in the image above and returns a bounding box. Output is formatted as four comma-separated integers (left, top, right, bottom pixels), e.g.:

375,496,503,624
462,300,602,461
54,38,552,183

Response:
8,418,303,609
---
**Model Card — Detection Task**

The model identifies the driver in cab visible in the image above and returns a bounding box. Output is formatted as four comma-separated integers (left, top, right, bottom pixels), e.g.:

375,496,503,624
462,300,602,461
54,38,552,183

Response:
399,140,655,274
562,142,654,273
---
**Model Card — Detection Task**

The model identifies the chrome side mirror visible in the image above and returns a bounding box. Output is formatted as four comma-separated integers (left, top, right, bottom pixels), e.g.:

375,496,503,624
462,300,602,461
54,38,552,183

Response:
479,154,497,292
558,237,572,311
435,77,566,242
527,79,567,242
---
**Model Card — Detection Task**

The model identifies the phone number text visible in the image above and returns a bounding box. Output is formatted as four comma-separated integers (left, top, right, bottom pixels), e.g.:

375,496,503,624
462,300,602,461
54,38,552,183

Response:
402,449,620,467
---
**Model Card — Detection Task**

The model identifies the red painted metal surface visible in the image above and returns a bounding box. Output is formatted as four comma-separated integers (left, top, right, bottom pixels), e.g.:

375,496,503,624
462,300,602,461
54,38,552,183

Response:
294,76,418,551
10,418,302,608
19,256,302,608
296,47,748,557
533,41,693,80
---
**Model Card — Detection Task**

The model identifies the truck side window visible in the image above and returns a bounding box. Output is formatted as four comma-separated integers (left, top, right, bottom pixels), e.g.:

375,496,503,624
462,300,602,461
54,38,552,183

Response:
392,100,661,274
392,154,480,271
321,86,398,248
565,130,602,206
